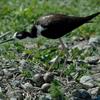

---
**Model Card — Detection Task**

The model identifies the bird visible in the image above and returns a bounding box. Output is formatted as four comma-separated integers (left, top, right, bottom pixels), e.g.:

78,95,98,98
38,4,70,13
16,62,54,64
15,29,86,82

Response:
15,12,100,40
0,12,100,45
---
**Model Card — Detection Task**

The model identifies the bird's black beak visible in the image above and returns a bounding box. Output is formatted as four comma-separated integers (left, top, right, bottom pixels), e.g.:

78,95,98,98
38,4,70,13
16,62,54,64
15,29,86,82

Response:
0,32,17,44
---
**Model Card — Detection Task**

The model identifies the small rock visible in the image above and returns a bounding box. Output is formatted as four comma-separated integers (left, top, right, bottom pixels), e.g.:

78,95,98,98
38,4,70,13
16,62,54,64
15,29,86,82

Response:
34,73,45,87
58,43,68,50
8,68,19,75
3,69,8,75
25,78,35,86
21,82,33,92
24,44,36,49
88,87,100,96
24,93,32,100
41,83,51,93
11,80,20,87
8,68,18,72
72,89,91,99
85,56,99,65
71,36,79,41
71,41,89,50
7,90,24,100
71,36,85,41
0,76,2,81
39,94,52,100
94,95,100,100
3,69,13,79
88,36,100,46
19,59,27,66
43,72,54,83
80,75,95,88
10,97,17,100
92,73,100,82
7,73,13,79
39,45,48,50
0,71,4,76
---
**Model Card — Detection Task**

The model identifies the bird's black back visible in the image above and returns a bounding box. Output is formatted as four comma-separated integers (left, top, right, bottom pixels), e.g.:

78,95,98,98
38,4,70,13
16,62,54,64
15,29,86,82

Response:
31,12,100,39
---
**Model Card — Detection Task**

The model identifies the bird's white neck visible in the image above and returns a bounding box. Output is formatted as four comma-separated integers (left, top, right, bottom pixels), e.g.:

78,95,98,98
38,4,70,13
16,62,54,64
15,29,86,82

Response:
35,25,46,36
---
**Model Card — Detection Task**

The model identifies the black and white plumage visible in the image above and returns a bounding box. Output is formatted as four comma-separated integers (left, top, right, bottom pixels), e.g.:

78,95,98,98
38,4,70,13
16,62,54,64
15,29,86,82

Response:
15,12,100,40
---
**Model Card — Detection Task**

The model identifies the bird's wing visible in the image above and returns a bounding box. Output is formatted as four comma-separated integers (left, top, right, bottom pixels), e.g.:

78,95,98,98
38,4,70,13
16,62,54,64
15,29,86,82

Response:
35,14,71,39
36,14,68,27
35,14,89,39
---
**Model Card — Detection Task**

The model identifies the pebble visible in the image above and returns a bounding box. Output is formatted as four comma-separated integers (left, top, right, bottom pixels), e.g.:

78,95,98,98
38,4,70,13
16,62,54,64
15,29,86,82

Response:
88,36,100,46
72,89,91,100
92,73,100,82
71,41,90,50
39,94,52,100
10,97,17,100
41,83,51,93
7,90,24,100
11,80,20,87
85,56,99,65
0,71,4,76
0,76,2,81
43,72,54,83
19,59,27,67
21,82,33,92
88,87,100,96
3,69,13,79
34,73,45,87
80,75,95,88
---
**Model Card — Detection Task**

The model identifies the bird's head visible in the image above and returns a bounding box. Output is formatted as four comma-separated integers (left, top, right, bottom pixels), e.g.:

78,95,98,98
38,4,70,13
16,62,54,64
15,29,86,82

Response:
15,25,37,39
14,31,30,40
0,29,37,44
0,31,31,44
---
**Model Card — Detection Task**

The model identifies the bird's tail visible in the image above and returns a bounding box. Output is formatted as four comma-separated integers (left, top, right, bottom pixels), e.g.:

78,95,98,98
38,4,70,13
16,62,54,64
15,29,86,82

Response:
85,12,100,21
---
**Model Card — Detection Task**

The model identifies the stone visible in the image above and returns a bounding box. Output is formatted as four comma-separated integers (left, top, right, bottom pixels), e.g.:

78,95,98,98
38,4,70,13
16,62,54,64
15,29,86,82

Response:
21,82,33,92
41,83,51,93
39,94,52,100
71,41,90,50
34,73,45,87
88,36,100,46
3,69,13,79
85,56,99,65
80,75,95,88
43,72,54,83
88,87,100,96
72,89,91,99
92,73,100,82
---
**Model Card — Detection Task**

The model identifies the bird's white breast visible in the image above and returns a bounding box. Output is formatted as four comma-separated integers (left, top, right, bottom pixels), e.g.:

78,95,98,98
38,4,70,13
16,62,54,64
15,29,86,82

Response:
35,25,46,36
